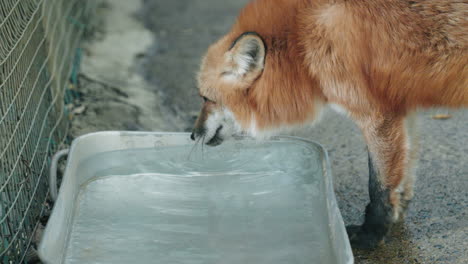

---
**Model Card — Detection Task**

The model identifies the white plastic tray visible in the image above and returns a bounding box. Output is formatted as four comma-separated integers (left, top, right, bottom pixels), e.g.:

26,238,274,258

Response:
39,132,353,264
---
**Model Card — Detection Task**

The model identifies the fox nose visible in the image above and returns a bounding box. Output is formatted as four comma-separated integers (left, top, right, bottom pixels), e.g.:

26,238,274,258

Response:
190,132,195,141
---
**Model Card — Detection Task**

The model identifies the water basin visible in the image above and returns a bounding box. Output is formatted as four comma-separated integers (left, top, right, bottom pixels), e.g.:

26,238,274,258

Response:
39,132,353,264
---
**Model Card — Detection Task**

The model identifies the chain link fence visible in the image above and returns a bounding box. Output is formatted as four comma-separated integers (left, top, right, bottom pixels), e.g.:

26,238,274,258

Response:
0,0,96,262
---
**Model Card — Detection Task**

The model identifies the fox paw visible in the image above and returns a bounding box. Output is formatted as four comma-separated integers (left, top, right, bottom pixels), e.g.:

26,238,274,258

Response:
346,225,384,250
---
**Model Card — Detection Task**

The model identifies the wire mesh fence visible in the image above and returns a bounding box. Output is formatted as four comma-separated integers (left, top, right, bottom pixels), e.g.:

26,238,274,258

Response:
0,0,96,262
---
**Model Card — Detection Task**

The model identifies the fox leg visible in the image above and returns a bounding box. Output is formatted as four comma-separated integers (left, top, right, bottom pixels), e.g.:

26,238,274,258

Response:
346,114,417,249
398,114,419,220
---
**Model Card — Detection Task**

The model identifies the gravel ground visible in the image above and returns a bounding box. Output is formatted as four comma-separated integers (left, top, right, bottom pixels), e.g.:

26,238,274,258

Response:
66,0,467,263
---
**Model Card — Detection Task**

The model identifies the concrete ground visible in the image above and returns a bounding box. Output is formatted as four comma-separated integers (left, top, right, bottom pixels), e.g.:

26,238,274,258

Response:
69,0,467,263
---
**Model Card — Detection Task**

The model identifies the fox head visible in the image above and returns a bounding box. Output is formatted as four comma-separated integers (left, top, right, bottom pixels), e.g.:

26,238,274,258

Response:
191,1,325,146
191,32,267,146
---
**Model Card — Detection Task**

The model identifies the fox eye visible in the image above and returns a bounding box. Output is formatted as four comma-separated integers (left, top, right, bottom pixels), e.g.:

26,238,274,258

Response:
202,96,216,103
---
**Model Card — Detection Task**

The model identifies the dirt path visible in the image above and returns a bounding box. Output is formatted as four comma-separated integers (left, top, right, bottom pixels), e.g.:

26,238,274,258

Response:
70,0,173,138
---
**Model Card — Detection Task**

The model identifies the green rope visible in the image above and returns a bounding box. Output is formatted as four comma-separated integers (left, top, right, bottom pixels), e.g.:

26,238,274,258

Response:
71,48,82,85
65,48,83,105
67,17,87,29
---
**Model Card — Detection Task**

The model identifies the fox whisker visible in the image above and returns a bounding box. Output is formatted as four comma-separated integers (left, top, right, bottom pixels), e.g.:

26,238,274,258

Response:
187,136,203,160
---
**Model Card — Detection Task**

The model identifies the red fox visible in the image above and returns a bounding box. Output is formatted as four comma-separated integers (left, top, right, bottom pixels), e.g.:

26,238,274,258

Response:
190,0,468,249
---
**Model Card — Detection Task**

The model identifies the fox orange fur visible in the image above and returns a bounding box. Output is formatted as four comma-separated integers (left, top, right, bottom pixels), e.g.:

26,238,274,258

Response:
191,0,468,249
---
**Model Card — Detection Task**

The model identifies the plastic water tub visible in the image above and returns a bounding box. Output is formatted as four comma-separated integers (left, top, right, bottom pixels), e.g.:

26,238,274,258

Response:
39,132,353,264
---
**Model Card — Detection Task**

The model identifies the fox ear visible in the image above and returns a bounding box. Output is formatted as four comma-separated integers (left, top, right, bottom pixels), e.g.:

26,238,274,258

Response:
223,32,265,81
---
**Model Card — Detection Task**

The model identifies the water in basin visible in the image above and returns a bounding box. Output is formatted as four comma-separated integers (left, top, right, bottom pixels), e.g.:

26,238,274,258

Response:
64,141,335,264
